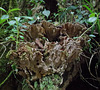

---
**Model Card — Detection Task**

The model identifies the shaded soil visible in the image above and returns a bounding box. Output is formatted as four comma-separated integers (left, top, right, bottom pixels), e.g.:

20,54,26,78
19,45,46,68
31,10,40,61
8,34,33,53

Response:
66,57,100,90
66,77,98,90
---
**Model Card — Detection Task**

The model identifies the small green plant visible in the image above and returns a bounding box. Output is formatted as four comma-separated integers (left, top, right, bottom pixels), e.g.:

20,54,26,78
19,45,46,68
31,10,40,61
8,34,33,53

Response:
0,7,20,24
82,0,100,35
56,5,77,23
0,7,20,43
7,16,36,49
34,74,62,90
88,12,100,34
42,9,50,18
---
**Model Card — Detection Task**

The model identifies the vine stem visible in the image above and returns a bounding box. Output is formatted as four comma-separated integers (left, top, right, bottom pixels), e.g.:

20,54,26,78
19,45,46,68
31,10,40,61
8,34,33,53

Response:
79,20,97,38
0,71,13,87
16,20,19,49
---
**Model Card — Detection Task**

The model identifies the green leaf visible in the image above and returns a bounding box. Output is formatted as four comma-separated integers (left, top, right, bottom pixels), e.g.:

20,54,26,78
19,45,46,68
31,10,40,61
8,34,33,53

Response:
0,19,7,24
28,20,36,25
40,84,44,90
11,29,17,33
15,17,21,22
83,5,93,13
1,15,9,20
88,17,97,23
8,20,16,25
0,7,7,13
18,23,22,26
34,81,38,88
8,8,20,14
20,29,27,31
78,15,83,20
67,6,77,10
42,37,47,40
11,64,16,70
88,39,91,42
89,34,96,37
0,15,9,24
89,13,96,17
11,29,17,31
9,35,16,41
21,16,34,20
84,12,88,16
42,9,50,18
81,10,86,14
20,35,24,39
21,25,27,28
20,32,24,35
71,12,74,15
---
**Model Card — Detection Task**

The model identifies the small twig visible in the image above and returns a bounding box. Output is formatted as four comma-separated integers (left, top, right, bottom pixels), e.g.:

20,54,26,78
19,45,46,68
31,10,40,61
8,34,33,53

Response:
80,67,98,89
88,52,97,79
85,78,98,81
80,53,90,59
80,74,98,89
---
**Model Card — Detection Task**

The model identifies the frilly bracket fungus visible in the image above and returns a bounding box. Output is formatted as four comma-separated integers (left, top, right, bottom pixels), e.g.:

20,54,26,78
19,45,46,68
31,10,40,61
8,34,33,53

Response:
9,21,87,89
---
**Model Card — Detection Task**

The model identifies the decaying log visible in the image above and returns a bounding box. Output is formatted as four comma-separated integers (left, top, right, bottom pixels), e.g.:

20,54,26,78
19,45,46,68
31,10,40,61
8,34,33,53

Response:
9,21,87,90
